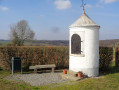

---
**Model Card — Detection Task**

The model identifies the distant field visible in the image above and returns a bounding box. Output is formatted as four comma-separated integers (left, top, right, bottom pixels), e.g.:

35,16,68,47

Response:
0,41,11,45
0,40,69,46
0,39,119,47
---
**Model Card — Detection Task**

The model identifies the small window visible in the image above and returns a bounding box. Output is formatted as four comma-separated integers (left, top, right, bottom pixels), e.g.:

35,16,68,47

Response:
71,34,81,54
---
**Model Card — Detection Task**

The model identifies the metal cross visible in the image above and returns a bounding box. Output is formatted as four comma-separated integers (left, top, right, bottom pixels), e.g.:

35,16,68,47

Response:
81,0,86,11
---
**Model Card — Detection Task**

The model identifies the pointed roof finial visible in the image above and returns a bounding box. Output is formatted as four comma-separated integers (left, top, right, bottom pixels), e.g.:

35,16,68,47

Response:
81,0,86,12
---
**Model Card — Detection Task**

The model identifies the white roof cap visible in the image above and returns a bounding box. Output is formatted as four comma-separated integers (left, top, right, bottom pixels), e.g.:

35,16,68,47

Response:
70,11,100,28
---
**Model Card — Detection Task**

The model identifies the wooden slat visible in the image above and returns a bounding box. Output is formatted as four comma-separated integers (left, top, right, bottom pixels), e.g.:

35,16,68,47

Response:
29,64,56,73
35,64,56,69
29,66,37,69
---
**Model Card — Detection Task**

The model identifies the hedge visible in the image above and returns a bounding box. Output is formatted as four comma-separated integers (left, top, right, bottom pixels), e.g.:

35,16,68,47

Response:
0,46,113,71
99,47,113,71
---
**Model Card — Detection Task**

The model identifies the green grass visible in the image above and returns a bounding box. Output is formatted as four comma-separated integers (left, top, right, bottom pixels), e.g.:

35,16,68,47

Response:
0,67,119,90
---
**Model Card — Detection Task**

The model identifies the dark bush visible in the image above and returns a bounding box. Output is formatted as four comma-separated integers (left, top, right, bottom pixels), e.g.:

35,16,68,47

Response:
99,47,113,71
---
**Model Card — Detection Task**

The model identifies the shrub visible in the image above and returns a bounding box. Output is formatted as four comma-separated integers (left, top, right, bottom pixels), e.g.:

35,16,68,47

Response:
0,46,113,71
0,46,69,71
99,47,113,71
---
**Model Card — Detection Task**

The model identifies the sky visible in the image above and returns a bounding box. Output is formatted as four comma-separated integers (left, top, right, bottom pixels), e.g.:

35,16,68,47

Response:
0,0,119,40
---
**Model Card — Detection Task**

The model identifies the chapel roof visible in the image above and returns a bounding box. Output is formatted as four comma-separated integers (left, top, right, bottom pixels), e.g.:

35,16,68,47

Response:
70,11,100,28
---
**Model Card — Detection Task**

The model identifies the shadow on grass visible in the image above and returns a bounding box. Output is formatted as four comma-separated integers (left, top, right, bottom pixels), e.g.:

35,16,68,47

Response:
21,69,63,74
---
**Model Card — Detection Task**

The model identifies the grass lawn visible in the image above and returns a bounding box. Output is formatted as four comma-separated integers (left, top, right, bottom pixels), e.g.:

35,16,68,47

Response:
0,67,119,90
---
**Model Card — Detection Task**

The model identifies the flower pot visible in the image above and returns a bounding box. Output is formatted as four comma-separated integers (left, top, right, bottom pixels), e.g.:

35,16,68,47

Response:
78,72,82,78
63,69,67,74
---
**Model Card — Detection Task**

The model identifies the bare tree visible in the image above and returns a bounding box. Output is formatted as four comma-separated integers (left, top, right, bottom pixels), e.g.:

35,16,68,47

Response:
10,20,35,46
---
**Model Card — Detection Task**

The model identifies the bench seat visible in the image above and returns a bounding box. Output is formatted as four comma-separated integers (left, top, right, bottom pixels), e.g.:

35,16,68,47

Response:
29,64,56,73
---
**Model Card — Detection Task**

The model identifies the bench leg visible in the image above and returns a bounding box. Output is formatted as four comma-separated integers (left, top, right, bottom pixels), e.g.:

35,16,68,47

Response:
34,69,37,73
52,68,55,73
34,69,35,73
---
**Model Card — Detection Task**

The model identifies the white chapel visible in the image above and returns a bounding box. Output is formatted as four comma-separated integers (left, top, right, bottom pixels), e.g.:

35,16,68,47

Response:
69,8,100,77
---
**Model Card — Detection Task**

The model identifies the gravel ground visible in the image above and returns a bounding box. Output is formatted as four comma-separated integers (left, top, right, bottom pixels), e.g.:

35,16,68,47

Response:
5,73,67,86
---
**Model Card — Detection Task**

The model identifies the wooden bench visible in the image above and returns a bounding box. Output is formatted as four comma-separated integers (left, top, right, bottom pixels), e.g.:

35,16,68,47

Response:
29,64,56,73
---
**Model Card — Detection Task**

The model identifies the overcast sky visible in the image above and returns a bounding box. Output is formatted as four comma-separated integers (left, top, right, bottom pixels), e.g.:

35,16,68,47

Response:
0,0,119,40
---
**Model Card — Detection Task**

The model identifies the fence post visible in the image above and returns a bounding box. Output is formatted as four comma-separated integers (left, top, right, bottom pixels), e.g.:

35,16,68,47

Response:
115,48,119,67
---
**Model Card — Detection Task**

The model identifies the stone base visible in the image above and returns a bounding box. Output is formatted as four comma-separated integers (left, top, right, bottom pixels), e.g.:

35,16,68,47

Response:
69,68,99,77
59,70,83,81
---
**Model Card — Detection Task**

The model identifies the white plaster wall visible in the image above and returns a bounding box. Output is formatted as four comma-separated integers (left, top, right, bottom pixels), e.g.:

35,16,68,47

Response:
69,26,100,77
